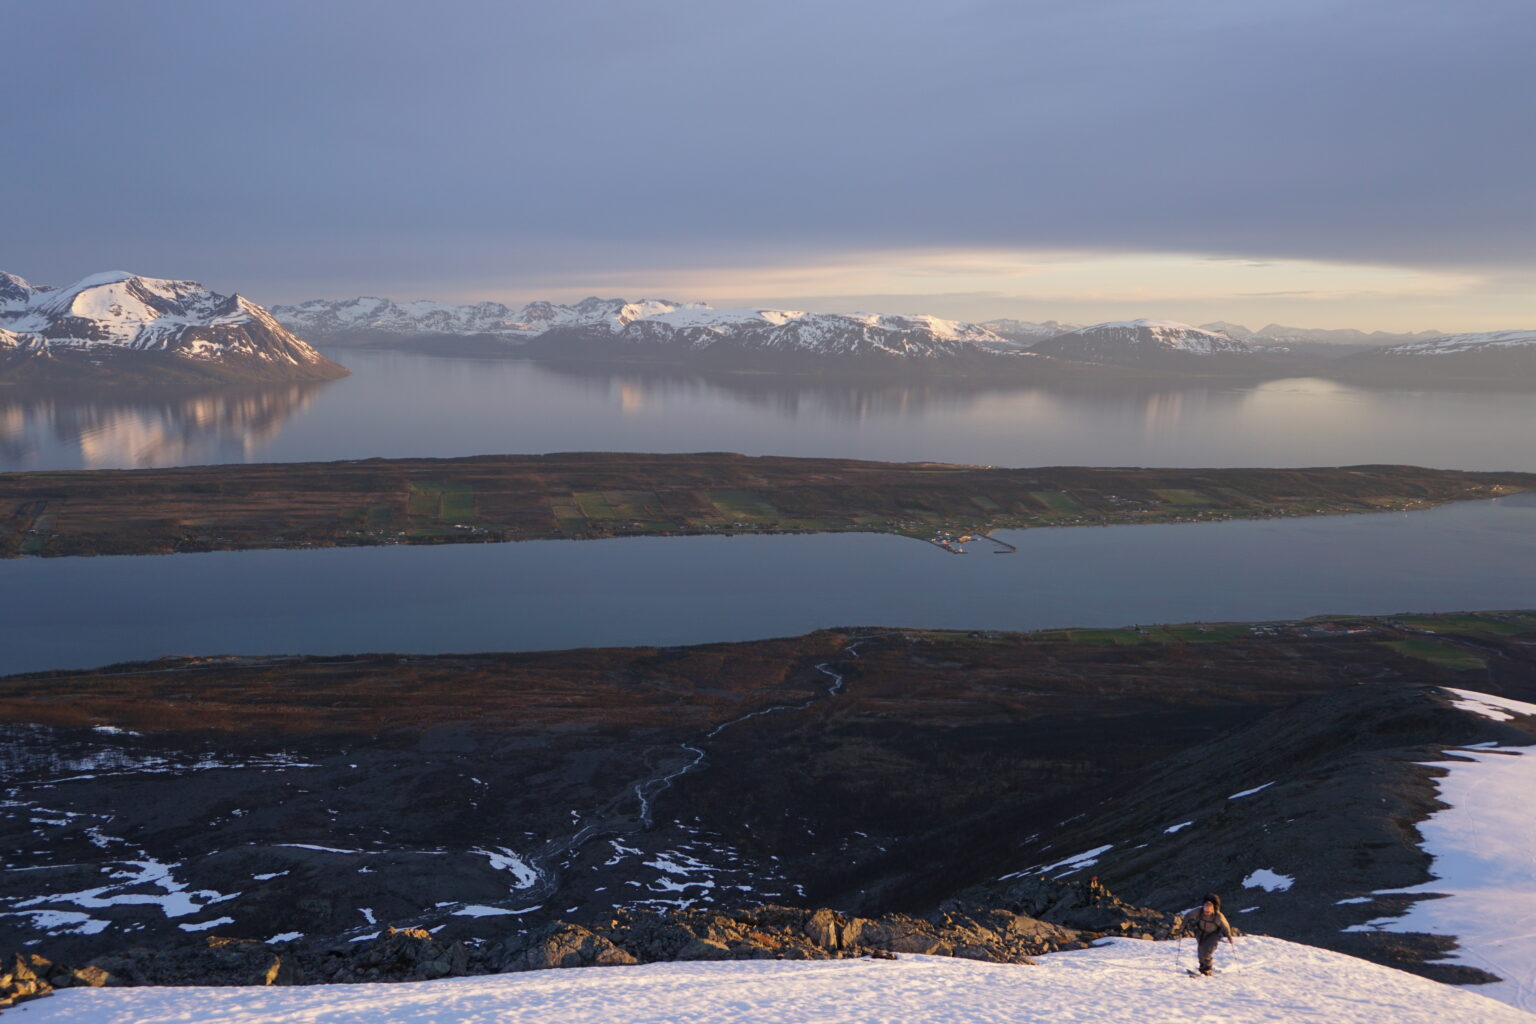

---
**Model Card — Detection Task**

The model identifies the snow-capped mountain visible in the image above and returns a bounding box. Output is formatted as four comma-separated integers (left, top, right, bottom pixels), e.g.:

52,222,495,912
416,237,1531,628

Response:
978,318,1083,344
0,271,347,385
1372,329,1536,356
272,292,1032,369
1247,323,1446,347
1334,329,1536,382
271,295,704,342
617,307,1004,354
1028,319,1264,371
526,305,1034,370
1198,320,1259,341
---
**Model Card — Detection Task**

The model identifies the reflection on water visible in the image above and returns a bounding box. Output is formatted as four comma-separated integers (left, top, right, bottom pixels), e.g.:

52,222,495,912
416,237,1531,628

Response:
3,350,1536,472
0,384,331,470
531,360,1039,423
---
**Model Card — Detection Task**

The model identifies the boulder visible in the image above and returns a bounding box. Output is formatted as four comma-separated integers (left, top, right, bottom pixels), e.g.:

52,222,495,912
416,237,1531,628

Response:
504,923,638,971
1,953,57,1009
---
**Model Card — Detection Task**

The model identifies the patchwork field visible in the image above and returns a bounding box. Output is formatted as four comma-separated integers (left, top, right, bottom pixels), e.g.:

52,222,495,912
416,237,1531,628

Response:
0,453,1529,558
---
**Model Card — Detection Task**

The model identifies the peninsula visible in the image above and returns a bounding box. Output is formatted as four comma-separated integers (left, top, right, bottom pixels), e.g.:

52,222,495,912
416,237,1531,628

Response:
3,453,1530,558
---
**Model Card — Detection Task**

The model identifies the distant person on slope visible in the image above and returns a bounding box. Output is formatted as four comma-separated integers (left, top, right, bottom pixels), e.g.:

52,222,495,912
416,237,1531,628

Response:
1175,893,1234,975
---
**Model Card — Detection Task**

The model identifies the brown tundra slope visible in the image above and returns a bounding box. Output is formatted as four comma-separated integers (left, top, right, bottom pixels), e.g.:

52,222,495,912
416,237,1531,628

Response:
2,611,1534,986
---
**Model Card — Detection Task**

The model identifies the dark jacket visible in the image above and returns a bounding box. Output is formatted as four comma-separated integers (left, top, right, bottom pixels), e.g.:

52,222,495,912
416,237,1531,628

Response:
1184,909,1232,942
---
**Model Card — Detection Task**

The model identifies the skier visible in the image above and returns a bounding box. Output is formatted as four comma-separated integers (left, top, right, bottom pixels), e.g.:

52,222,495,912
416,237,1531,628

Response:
1173,892,1234,975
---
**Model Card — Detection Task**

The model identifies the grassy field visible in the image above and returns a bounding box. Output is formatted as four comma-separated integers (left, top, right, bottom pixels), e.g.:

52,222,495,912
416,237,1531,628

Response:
1151,487,1217,507
1029,490,1084,514
1380,638,1486,671
406,481,479,536
1393,612,1536,637
2,454,1530,558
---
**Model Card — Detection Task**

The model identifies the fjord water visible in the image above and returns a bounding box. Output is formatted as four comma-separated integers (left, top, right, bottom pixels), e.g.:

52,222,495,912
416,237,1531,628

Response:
5,348,1536,471
4,492,1535,676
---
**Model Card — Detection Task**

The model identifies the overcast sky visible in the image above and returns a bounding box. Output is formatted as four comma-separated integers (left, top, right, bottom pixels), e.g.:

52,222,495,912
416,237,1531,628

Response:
5,0,1533,330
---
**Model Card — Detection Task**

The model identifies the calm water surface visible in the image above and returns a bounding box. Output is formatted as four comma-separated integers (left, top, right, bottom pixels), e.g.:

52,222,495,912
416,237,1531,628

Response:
4,350,1536,471
5,493,1534,676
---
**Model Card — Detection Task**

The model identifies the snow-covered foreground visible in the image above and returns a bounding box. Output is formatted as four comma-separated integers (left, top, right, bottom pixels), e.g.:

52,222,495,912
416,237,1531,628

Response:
1345,693,1536,1013
11,937,1530,1024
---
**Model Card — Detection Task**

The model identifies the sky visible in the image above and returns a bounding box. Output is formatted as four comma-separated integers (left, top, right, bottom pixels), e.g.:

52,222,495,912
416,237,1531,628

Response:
3,0,1533,332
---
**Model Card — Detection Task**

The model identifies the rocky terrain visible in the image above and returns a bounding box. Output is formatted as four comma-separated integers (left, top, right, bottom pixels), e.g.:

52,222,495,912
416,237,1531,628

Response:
0,272,348,387
2,611,1533,1000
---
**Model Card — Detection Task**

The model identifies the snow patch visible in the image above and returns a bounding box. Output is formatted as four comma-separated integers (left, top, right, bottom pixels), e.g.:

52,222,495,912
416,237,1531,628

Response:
1242,869,1295,892
1346,744,1536,1012
1229,782,1275,799
471,846,539,889
1445,687,1536,723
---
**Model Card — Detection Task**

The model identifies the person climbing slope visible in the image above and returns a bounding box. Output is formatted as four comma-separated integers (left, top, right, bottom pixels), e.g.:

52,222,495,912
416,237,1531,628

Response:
1173,893,1235,975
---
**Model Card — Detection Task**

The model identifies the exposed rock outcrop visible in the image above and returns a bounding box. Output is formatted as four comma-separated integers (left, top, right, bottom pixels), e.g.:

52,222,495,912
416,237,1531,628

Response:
6,879,1175,1000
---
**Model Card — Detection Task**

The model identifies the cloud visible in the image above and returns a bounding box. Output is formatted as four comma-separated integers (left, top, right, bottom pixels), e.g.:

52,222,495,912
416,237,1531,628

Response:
3,0,1533,329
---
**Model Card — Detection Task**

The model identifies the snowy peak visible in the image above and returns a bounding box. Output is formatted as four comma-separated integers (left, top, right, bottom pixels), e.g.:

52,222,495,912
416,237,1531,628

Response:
1376,329,1536,355
271,295,707,340
1030,319,1257,363
601,307,1010,359
1199,320,1257,340
0,271,52,311
980,318,1084,342
29,272,228,331
275,293,1013,363
0,270,347,383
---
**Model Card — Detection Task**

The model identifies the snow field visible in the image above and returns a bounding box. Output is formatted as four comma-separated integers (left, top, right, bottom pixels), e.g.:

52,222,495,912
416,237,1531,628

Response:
11,937,1531,1024
1348,729,1536,1012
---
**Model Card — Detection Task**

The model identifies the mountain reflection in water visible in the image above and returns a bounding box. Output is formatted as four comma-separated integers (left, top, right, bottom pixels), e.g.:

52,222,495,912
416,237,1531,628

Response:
3,350,1536,472
0,384,331,470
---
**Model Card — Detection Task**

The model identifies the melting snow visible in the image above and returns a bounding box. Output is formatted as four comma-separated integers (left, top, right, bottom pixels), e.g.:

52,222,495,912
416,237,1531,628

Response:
1242,869,1295,892
1344,744,1536,1012
178,916,234,932
471,846,539,889
1004,844,1114,880
1229,782,1275,799
16,857,230,922
1445,687,1536,723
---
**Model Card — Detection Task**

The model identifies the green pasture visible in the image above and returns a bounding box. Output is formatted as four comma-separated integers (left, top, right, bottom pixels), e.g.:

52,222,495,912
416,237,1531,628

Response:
407,480,477,525
709,490,780,520
1068,628,1146,646
1380,639,1485,671
1151,488,1217,507
1029,490,1084,514
1394,613,1536,637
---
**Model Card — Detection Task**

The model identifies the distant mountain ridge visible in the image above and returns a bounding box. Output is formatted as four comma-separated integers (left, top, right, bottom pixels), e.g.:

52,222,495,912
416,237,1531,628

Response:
533,306,1018,366
1332,329,1536,382
1203,321,1449,347
1025,319,1263,371
267,289,1536,382
271,294,705,342
1,271,347,385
